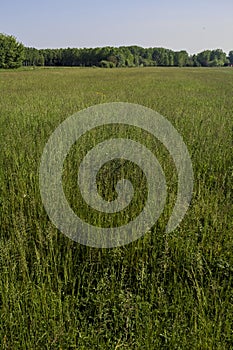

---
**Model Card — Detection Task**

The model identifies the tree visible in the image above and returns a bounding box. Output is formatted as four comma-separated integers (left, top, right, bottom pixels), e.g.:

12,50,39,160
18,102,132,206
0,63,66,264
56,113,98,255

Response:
100,60,115,68
228,51,233,65
152,48,167,66
0,33,25,68
191,54,201,67
24,47,45,66
196,50,211,67
209,49,227,66
196,49,228,67
174,51,189,67
168,50,175,66
16,41,233,69
121,46,136,67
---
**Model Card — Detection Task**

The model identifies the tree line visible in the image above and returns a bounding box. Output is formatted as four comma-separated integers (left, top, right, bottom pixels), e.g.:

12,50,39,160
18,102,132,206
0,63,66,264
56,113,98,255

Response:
24,46,233,68
1,33,233,68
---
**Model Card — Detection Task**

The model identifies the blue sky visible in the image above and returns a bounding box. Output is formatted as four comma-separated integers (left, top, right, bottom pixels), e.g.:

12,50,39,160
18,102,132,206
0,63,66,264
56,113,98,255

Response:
1,0,233,54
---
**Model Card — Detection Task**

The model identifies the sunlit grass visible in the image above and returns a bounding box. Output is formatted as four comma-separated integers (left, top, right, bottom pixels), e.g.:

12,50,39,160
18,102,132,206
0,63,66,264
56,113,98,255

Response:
0,67,233,349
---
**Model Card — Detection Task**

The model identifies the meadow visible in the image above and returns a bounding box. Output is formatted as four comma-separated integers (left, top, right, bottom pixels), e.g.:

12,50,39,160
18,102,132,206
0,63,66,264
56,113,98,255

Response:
0,67,233,349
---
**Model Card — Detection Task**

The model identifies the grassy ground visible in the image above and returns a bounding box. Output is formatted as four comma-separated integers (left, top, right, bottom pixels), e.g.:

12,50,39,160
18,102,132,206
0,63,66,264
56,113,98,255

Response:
0,67,233,349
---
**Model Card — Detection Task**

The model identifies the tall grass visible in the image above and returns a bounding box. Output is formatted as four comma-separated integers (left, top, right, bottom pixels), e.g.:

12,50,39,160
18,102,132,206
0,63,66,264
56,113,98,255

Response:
0,67,233,349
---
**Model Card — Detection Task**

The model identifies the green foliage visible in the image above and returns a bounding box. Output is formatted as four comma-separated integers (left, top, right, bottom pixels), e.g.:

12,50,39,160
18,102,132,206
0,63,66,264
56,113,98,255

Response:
174,50,190,67
196,50,212,67
100,59,115,68
0,33,25,68
1,34,232,69
228,50,233,64
196,49,228,67
24,47,44,66
22,46,233,68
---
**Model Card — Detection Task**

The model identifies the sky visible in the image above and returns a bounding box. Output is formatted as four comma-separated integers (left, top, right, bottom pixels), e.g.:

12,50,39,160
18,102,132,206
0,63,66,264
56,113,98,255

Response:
1,0,233,54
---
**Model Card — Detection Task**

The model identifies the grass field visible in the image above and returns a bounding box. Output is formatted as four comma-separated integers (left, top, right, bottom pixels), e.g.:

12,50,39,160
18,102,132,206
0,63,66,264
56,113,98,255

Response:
0,67,233,349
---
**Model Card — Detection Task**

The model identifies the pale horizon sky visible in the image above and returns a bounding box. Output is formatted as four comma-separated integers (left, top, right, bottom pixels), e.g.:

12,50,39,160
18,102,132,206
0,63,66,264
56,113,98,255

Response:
1,0,233,54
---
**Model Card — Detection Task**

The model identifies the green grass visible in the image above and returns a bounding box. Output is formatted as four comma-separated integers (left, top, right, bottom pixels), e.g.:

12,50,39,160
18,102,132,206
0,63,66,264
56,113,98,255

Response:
0,67,233,349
